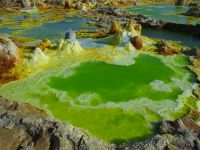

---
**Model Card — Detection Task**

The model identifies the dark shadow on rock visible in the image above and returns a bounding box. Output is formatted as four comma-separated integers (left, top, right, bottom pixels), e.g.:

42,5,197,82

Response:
50,135,60,150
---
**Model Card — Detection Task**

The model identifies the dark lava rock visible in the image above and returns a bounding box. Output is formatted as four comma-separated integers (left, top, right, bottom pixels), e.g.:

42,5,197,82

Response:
130,36,143,50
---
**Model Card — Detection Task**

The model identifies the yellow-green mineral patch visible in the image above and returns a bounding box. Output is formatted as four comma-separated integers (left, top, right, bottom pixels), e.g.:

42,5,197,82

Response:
0,48,197,143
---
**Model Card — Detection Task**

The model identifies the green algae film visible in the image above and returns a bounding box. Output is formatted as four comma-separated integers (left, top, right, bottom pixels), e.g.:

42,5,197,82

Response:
0,54,197,143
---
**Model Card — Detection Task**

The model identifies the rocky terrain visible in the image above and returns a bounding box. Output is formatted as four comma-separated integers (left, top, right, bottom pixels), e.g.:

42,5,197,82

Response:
119,116,200,150
0,0,174,8
0,96,114,150
0,35,20,83
84,7,200,37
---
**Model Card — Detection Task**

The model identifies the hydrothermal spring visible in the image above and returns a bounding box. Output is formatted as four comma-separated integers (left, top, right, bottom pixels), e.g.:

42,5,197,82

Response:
0,6,199,144
0,51,198,143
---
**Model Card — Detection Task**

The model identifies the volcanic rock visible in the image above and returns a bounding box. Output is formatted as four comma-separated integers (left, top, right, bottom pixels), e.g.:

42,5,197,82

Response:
130,36,143,50
0,36,19,75
156,40,177,55
109,21,120,34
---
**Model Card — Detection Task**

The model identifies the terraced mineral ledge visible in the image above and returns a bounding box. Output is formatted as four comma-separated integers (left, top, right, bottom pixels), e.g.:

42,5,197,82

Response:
0,0,200,150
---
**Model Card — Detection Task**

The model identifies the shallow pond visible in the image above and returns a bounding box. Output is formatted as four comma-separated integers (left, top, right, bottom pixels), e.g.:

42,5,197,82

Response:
0,12,95,40
0,52,197,143
0,9,199,48
128,4,200,25
142,27,200,47
19,17,96,40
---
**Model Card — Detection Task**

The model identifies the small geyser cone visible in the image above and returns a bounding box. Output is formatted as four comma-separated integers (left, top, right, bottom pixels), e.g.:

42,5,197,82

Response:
58,30,83,54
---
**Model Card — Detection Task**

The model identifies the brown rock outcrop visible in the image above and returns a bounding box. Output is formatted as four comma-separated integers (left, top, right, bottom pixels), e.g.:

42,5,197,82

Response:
130,36,143,50
0,36,19,75
156,40,178,55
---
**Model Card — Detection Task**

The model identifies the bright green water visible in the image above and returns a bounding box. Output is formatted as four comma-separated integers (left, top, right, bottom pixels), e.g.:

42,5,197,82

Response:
0,53,197,143
128,4,200,25
49,55,181,105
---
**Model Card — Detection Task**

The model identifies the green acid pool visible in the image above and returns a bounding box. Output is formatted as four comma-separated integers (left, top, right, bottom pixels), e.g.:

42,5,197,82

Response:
128,4,200,25
0,53,197,143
